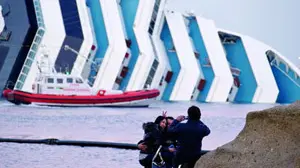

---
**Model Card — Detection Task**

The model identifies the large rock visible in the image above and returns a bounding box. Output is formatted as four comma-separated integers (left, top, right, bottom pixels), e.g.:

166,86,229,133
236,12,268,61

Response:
195,101,300,168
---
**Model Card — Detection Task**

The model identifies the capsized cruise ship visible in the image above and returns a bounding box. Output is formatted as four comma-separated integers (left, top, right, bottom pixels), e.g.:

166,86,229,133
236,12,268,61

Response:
0,0,299,103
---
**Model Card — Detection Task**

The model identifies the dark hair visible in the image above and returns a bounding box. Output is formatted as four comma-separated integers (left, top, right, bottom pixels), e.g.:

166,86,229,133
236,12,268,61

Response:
154,116,168,132
154,116,165,125
187,105,201,120
166,116,174,120
142,122,158,133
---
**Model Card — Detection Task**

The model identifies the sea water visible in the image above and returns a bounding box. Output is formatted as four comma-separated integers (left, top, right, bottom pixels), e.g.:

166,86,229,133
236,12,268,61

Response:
0,101,277,168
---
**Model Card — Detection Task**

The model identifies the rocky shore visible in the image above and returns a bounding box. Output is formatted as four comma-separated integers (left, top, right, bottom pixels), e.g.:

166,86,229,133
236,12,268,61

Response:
195,101,300,168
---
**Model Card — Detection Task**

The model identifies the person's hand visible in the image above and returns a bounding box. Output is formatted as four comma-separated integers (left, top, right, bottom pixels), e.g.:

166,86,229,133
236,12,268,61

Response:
162,111,167,117
176,115,185,122
169,147,176,153
138,143,147,151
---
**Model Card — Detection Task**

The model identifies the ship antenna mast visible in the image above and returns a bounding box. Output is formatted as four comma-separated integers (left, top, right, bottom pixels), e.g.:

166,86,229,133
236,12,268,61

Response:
63,45,101,88
64,45,100,66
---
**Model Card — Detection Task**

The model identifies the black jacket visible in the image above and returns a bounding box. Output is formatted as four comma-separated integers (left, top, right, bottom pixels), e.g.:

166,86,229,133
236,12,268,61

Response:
138,122,162,154
168,119,210,159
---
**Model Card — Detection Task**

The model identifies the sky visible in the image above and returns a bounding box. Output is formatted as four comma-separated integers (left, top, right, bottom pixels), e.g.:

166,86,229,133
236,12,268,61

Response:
169,0,300,65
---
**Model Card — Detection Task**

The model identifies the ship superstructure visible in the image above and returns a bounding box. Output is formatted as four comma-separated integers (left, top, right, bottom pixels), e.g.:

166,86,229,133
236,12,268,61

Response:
0,0,299,103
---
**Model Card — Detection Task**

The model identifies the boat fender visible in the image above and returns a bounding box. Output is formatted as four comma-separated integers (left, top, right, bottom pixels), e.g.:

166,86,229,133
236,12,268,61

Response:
97,90,106,96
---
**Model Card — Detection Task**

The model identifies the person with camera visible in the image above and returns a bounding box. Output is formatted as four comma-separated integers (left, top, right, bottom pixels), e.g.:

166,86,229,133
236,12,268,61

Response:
168,105,210,168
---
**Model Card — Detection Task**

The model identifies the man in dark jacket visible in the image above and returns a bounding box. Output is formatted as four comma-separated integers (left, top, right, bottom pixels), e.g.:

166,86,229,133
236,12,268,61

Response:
168,105,210,168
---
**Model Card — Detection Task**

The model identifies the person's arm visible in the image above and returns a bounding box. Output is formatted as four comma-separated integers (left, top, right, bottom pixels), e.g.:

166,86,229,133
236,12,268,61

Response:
168,115,185,133
167,119,180,133
137,140,147,151
199,121,211,136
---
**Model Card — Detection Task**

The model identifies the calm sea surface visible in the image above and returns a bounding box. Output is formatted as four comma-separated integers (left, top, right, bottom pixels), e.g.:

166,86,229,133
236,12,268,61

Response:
0,101,278,168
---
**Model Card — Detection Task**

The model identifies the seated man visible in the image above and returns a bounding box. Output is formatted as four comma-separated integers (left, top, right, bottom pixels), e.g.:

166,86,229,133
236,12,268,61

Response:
168,105,210,168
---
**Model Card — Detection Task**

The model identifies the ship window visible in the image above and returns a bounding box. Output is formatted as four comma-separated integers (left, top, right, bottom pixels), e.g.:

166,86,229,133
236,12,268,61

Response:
34,6,41,12
57,78,63,84
37,29,44,36
32,43,38,52
148,27,153,35
25,59,33,66
19,74,26,82
37,17,43,23
144,59,159,88
15,82,22,89
28,51,35,59
34,36,41,43
33,0,40,6
154,3,159,12
38,22,44,28
76,78,83,84
47,78,54,83
36,11,41,17
22,66,30,74
67,78,73,83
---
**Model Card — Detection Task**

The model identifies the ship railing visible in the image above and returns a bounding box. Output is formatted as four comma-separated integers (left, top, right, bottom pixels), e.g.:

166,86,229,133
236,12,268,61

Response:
270,59,300,87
